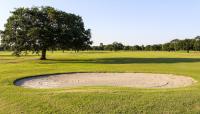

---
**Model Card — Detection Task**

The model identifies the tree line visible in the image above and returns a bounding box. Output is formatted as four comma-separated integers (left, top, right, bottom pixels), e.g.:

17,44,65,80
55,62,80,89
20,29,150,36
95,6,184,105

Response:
91,36,200,53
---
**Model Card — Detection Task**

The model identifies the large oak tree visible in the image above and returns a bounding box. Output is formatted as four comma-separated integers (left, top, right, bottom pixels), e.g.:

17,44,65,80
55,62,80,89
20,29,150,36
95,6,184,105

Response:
1,6,92,60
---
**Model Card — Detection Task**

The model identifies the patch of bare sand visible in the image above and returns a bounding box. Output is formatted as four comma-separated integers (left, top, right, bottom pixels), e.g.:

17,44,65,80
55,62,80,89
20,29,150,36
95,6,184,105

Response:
15,73,197,89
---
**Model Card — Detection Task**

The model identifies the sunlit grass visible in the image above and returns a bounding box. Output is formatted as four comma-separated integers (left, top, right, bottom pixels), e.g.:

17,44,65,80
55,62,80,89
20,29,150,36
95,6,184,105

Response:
1,51,200,113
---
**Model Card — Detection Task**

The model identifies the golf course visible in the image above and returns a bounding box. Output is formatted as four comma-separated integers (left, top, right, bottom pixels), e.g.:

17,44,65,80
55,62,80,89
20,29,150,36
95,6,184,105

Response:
1,51,200,113
1,1,200,113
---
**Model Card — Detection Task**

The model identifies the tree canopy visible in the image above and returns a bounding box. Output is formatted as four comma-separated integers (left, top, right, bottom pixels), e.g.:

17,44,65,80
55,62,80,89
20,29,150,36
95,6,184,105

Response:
91,36,200,52
1,6,92,59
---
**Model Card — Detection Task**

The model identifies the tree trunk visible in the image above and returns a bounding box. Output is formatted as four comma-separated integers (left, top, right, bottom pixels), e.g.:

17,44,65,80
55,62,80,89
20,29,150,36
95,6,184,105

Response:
40,49,46,60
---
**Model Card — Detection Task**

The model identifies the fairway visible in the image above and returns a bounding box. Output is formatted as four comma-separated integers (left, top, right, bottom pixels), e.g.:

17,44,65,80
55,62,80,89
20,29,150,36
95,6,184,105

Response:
1,51,200,113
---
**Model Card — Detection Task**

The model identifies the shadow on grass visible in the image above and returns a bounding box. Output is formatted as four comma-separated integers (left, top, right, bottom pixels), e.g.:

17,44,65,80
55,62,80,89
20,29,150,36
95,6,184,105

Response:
40,58,200,64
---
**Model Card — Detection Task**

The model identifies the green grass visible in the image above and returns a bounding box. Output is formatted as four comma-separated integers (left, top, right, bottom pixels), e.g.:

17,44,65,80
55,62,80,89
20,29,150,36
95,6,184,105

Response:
1,51,200,114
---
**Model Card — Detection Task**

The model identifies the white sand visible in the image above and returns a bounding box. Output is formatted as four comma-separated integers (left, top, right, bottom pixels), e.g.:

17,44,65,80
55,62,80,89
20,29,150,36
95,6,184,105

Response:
15,73,197,89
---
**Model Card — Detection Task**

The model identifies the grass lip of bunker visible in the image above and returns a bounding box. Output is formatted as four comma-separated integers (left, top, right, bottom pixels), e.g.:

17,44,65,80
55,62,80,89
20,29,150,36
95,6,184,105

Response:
14,73,197,89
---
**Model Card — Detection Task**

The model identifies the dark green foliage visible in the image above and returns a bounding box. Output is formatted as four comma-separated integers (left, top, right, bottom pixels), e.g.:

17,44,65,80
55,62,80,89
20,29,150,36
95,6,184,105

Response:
194,40,200,51
150,44,162,51
0,31,3,51
112,42,124,51
104,44,114,51
132,45,142,51
0,44,3,51
92,37,200,52
183,39,192,53
145,45,151,51
1,6,92,59
124,46,133,51
95,42,124,51
162,43,170,51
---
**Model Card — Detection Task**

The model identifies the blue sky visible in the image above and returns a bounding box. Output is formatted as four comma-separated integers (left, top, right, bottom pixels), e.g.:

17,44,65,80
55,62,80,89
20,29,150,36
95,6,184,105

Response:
0,0,200,45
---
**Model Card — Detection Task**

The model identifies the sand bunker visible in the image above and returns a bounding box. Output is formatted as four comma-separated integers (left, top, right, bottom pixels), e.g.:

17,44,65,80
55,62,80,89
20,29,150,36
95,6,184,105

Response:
15,73,197,89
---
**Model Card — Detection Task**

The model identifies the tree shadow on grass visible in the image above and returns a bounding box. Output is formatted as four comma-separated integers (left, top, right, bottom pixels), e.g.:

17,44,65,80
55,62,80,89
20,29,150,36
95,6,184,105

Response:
41,58,200,64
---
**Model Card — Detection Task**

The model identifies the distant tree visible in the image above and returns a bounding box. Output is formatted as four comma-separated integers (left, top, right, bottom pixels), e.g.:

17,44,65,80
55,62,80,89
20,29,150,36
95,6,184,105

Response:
91,46,99,50
1,6,92,59
112,42,124,51
169,39,180,51
0,46,3,51
99,43,104,50
104,44,113,51
124,45,132,50
145,45,151,51
0,30,2,50
162,43,170,51
133,45,142,51
194,39,200,51
189,39,195,51
141,45,145,51
0,31,3,51
150,44,162,51
177,40,184,50
183,39,191,53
